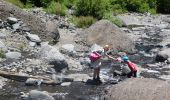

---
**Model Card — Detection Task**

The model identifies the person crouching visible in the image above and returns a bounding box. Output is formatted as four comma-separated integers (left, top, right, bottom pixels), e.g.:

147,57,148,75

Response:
122,56,138,78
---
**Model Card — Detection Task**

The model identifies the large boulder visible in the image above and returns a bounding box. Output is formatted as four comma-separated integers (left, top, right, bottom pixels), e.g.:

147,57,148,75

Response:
107,78,170,100
155,48,170,62
38,43,68,72
27,90,55,100
76,20,135,53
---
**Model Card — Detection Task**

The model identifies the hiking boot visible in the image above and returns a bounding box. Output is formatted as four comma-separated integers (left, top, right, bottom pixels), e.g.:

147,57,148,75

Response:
93,77,96,81
96,76,100,81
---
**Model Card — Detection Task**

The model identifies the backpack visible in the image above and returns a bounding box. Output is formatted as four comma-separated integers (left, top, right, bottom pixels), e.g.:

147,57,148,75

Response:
89,51,102,62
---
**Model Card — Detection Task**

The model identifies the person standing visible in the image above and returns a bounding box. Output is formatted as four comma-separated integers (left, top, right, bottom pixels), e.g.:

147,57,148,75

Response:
90,45,110,82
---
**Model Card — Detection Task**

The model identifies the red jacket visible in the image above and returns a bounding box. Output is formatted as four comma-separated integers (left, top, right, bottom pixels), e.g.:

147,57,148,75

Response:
127,61,137,72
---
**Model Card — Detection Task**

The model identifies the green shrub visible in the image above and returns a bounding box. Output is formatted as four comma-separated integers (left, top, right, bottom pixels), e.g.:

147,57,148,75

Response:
0,49,5,58
71,16,97,28
55,2,67,16
103,12,123,27
110,0,157,13
75,0,111,19
44,1,67,16
7,0,25,8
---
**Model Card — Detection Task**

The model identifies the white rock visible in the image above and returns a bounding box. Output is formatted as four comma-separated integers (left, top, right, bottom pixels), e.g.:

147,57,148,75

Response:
61,82,71,86
26,32,41,42
7,17,18,24
5,52,21,60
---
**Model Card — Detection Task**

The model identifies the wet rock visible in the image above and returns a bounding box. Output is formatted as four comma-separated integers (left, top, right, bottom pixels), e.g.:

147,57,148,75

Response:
147,70,160,74
5,52,21,60
25,78,42,86
28,90,55,100
67,74,91,82
52,75,74,83
61,82,71,86
26,32,41,43
38,43,68,72
159,75,170,81
146,64,159,68
60,44,76,56
79,57,91,66
156,48,170,62
7,17,18,25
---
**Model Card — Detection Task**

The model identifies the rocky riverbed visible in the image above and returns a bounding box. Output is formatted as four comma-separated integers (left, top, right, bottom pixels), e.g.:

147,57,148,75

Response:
1,1,170,100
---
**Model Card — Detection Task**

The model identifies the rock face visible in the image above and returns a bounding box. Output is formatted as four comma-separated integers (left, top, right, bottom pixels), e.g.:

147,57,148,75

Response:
108,78,170,100
38,43,68,72
77,20,135,53
28,90,55,100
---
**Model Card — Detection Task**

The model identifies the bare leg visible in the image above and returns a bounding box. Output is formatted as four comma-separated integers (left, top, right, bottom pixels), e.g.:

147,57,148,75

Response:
96,67,100,80
93,69,97,80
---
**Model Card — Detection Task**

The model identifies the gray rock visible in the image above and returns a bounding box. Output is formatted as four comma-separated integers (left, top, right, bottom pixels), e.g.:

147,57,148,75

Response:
46,21,60,42
163,16,170,23
5,52,21,60
60,44,76,56
26,32,41,43
38,44,68,72
0,40,7,51
117,15,144,27
29,41,36,47
79,57,91,66
12,23,20,31
89,44,103,52
156,48,170,62
25,78,41,86
28,90,55,100
7,17,18,25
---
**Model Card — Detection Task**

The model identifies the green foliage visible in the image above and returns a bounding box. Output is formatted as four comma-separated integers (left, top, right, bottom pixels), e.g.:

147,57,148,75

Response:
103,12,123,27
6,0,25,8
71,16,97,28
44,1,67,16
75,0,111,19
110,0,156,14
0,49,5,58
55,2,67,16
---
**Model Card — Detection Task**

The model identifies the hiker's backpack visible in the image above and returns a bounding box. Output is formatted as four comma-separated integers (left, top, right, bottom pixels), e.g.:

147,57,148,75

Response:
89,51,102,62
